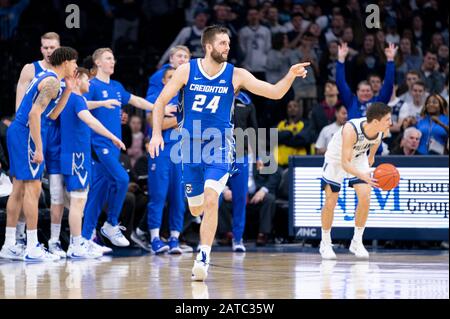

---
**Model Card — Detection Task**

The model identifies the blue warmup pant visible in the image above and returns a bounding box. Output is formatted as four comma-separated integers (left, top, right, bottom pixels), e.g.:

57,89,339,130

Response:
147,145,185,232
219,156,249,242
82,147,129,239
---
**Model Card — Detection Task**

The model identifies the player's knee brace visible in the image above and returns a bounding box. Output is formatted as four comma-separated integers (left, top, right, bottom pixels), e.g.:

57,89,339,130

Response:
49,174,65,205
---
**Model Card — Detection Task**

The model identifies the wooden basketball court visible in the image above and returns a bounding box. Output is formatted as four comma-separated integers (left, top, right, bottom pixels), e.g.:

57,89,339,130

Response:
0,247,448,299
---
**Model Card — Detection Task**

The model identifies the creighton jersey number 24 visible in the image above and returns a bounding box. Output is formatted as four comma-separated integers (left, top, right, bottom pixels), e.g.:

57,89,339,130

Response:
180,59,235,139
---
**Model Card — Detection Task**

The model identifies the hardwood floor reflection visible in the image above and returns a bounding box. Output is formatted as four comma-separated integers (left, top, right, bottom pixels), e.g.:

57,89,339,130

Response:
0,251,448,299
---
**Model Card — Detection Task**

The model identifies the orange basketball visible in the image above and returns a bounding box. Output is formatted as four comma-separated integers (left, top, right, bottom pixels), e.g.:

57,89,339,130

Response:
373,163,400,191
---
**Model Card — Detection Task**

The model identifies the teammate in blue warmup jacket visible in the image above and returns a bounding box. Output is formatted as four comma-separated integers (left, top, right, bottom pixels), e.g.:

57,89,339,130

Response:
0,47,78,262
145,45,190,101
145,67,186,255
149,25,310,281
81,48,175,248
59,67,125,259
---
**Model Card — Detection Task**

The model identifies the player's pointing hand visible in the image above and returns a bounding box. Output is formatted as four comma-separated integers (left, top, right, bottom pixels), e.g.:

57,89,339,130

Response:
290,62,310,79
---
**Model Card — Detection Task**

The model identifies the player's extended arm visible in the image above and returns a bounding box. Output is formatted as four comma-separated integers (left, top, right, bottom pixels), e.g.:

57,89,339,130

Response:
234,63,309,100
147,112,177,130
341,123,377,187
28,77,60,163
77,110,126,150
15,63,35,110
129,94,155,111
87,99,121,110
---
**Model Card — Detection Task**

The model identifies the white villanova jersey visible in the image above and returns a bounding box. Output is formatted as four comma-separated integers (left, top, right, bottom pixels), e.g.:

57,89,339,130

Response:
324,117,382,164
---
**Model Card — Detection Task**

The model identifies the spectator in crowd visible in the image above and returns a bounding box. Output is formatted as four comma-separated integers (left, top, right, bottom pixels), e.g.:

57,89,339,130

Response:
437,45,449,73
211,3,240,64
390,127,422,155
349,33,385,90
398,70,428,105
336,42,397,119
265,32,294,125
309,81,342,142
277,0,293,25
127,115,144,167
305,22,323,63
157,9,208,68
376,29,387,50
324,12,345,44
264,6,286,34
286,12,307,48
275,100,309,167
239,8,272,80
265,32,291,84
368,73,382,97
318,41,339,93
340,26,358,58
412,14,426,53
340,0,364,45
315,104,348,155
385,23,400,45
395,37,422,86
416,94,449,155
429,32,445,52
420,50,445,94
398,81,427,128
289,31,318,111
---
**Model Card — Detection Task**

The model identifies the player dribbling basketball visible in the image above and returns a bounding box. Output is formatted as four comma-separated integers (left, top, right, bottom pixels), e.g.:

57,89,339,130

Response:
320,102,392,259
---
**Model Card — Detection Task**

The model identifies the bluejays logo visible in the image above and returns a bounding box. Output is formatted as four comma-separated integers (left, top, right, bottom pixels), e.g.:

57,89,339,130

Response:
28,134,40,178
72,153,88,187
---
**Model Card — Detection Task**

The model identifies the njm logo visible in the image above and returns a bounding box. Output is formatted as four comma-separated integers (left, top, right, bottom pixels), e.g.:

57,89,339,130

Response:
318,178,400,221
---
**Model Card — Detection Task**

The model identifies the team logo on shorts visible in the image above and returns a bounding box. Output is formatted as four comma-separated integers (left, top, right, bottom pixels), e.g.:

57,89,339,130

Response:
28,134,40,178
185,184,193,194
102,148,109,155
72,153,88,187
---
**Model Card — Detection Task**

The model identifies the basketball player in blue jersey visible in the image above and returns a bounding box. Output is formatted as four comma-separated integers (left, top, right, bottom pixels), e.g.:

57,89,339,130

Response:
0,47,78,261
59,68,125,259
149,25,310,281
144,67,185,254
14,32,68,252
319,103,391,260
81,48,176,248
